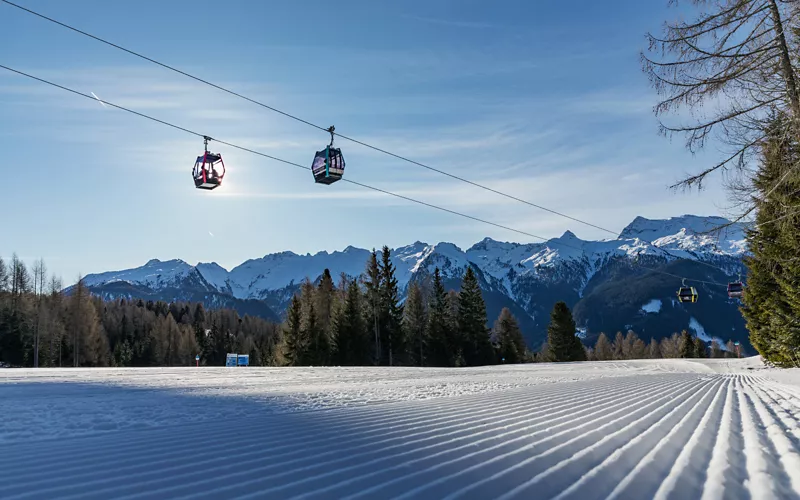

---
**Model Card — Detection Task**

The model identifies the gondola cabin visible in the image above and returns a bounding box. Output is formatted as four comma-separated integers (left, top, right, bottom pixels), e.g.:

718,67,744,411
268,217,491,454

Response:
311,146,345,185
677,286,698,303
727,281,744,299
312,125,345,185
193,150,225,190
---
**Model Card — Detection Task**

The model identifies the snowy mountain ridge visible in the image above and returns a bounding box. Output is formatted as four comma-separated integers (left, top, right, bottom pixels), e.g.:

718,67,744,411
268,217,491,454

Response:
81,214,746,298
78,215,750,347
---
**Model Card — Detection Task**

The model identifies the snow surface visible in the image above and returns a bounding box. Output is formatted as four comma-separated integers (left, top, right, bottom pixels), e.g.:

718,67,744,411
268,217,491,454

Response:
2,359,799,499
689,316,728,347
641,299,662,314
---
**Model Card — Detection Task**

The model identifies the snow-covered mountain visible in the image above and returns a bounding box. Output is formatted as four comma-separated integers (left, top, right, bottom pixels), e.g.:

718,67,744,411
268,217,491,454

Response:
78,215,750,348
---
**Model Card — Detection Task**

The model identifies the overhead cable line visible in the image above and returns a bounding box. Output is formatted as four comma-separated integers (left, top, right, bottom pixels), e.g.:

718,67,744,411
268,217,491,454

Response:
0,64,730,288
1,0,743,281
0,0,622,238
4,0,752,283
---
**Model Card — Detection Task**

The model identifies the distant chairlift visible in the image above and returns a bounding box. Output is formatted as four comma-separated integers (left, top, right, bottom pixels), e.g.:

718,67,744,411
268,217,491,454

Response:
311,126,345,185
193,136,226,190
677,278,698,303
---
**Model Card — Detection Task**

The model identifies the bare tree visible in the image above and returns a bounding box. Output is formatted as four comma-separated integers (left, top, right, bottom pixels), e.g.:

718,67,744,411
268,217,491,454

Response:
642,0,800,206
9,253,30,311
49,275,64,366
0,256,8,292
31,258,47,367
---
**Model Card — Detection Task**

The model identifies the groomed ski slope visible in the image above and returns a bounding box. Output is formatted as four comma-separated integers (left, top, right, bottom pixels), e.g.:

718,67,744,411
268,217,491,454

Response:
1,359,799,499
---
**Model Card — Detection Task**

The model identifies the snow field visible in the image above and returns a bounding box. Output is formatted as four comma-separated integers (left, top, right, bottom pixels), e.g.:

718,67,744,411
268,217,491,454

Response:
1,360,799,499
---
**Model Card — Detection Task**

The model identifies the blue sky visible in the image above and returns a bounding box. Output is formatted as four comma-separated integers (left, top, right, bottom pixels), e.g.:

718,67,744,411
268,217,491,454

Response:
1,0,731,283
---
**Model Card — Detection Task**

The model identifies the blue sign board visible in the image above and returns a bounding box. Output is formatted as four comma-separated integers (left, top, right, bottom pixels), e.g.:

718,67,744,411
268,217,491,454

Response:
225,353,237,367
237,354,249,366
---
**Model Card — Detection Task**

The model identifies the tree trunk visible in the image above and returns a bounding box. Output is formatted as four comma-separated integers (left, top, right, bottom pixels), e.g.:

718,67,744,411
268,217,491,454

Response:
769,0,800,119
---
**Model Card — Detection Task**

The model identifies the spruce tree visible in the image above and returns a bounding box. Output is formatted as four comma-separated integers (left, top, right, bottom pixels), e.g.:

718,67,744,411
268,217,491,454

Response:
594,333,613,361
363,250,381,364
494,307,526,364
316,269,335,338
316,269,336,364
334,279,368,365
547,302,584,362
426,268,451,367
193,303,206,355
694,337,707,358
304,301,328,366
446,290,462,366
379,246,405,366
740,118,800,366
403,281,427,366
679,330,695,358
458,267,493,366
283,294,306,365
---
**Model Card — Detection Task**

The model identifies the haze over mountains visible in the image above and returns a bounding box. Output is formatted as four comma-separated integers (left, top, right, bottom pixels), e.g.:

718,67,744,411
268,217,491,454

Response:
79,215,749,348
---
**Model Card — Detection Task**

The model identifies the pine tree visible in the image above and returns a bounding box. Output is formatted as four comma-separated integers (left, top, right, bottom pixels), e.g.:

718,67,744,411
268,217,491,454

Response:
403,281,427,367
379,246,405,366
594,333,613,361
426,268,451,367
334,279,369,365
679,330,695,358
694,337,707,358
494,307,526,364
458,267,493,366
547,302,585,362
283,294,306,365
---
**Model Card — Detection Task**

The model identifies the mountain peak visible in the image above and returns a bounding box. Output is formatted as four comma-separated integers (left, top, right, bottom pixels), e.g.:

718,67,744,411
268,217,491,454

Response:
619,214,733,240
432,242,464,255
560,230,578,240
